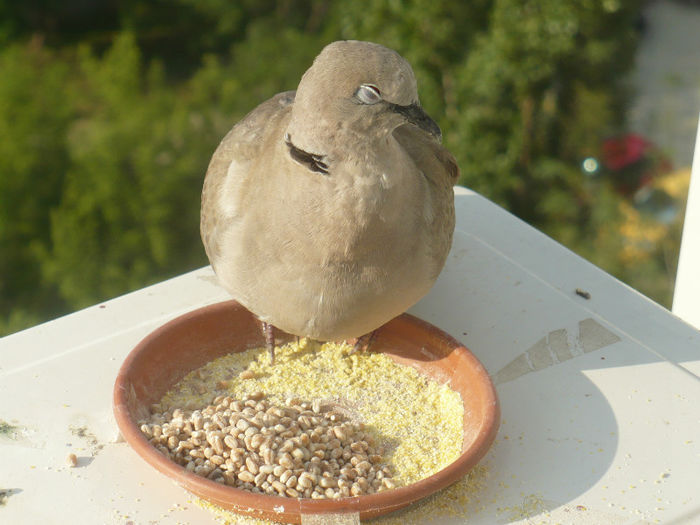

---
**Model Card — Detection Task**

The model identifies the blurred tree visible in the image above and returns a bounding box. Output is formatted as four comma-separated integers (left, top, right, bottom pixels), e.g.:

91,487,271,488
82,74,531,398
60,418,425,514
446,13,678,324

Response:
338,0,648,297
1,0,664,336
0,38,74,333
42,33,202,306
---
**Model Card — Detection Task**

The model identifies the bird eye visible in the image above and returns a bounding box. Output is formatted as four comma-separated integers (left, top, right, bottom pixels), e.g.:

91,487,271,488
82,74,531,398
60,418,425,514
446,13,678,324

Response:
355,84,382,105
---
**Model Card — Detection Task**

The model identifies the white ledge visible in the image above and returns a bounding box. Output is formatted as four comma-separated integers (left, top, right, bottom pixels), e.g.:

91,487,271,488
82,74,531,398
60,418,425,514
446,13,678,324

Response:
1,187,699,524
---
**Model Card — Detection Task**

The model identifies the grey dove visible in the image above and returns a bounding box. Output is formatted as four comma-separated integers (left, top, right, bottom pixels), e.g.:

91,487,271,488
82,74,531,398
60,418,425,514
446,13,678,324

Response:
200,40,459,361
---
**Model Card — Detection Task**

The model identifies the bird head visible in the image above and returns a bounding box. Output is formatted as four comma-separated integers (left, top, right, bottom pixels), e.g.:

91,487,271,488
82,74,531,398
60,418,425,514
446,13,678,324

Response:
287,40,442,159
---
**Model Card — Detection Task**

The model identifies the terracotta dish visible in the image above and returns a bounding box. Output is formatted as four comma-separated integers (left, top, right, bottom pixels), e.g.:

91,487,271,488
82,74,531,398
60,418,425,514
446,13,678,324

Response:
113,300,499,523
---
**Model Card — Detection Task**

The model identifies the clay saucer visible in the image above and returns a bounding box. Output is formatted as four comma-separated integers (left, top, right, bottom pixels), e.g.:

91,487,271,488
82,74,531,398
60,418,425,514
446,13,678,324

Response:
113,300,499,523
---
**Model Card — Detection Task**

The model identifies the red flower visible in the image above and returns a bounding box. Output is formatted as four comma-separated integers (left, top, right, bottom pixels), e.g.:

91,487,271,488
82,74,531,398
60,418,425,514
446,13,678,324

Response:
602,134,651,171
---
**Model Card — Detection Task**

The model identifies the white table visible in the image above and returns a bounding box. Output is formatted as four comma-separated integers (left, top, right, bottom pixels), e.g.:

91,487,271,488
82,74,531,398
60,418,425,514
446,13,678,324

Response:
2,187,699,524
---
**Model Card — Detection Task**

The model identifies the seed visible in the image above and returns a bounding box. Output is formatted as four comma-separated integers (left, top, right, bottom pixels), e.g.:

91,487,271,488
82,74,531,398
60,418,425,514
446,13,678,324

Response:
239,370,255,380
258,464,274,475
278,452,294,469
300,471,316,484
195,464,212,477
141,391,395,500
285,397,301,407
178,440,194,451
298,415,311,430
212,413,227,430
140,424,153,438
350,442,363,453
319,477,337,488
247,416,263,430
249,433,265,450
207,430,223,447
297,475,312,489
221,471,235,485
245,456,259,475
188,448,204,459
261,445,274,464
254,471,267,486
238,470,255,483
279,469,293,484
191,411,204,430
66,453,78,468
355,460,371,473
332,426,347,441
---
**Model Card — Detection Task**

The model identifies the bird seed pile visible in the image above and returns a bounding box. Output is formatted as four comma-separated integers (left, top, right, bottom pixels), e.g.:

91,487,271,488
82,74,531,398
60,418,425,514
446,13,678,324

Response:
139,339,464,500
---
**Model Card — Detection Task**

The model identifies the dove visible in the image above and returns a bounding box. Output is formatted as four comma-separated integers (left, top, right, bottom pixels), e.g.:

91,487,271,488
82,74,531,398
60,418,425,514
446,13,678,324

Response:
200,40,459,362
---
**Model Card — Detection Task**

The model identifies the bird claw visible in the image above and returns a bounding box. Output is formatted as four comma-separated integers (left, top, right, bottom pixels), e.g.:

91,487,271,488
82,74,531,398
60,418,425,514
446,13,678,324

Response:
262,321,275,364
350,330,378,354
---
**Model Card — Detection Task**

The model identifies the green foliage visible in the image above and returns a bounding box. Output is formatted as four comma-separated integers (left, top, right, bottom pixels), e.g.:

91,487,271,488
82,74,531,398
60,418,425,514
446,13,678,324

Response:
44,33,220,307
0,39,73,331
338,0,658,306
1,0,668,336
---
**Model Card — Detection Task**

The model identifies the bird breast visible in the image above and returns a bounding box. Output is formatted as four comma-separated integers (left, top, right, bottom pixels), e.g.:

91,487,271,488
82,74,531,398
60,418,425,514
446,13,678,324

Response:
212,135,445,340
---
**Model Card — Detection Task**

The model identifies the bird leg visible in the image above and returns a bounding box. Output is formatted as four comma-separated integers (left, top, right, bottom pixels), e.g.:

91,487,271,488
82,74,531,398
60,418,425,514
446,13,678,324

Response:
262,321,275,364
351,330,378,354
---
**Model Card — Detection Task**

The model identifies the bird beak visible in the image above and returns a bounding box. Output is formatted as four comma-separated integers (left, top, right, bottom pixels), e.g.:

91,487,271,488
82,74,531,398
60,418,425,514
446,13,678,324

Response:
389,103,442,142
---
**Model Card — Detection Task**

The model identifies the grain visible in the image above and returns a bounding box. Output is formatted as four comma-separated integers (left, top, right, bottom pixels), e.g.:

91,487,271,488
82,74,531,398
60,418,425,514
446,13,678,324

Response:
141,391,393,498
66,453,78,468
141,339,463,502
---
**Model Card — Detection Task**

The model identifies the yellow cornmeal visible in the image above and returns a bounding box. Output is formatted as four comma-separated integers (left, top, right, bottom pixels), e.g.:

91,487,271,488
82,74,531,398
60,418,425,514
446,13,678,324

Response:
195,464,490,525
156,339,466,522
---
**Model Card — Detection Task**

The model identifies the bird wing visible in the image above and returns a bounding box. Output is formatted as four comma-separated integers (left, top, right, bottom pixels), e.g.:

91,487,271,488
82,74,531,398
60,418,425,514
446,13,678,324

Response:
392,123,459,279
392,123,460,187
200,91,296,262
